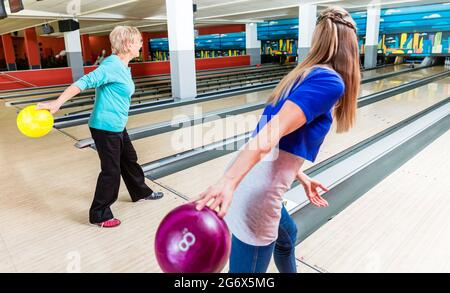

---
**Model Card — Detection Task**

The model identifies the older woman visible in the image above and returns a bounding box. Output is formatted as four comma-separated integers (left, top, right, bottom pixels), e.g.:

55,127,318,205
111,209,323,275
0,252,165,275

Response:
37,26,163,228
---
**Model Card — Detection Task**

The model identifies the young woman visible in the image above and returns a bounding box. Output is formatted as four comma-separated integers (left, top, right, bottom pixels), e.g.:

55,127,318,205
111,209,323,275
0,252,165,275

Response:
37,26,163,228
196,7,360,273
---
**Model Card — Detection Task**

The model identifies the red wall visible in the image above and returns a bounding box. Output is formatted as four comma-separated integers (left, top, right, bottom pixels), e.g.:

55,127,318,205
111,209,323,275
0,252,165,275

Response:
0,66,96,90
37,36,65,58
5,36,105,62
81,35,92,64
145,31,168,39
197,24,245,35
0,41,4,61
130,61,170,76
0,56,250,90
6,36,65,60
12,37,26,59
2,67,73,88
0,74,25,90
89,36,111,57
196,55,249,70
24,28,40,67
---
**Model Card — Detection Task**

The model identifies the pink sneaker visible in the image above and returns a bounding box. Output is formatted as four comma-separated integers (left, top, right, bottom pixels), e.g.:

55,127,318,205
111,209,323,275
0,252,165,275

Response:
93,218,121,228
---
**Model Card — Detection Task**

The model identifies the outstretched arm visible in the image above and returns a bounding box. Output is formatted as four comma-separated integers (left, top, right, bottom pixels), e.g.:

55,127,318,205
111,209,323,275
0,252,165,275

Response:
36,64,109,114
36,84,81,114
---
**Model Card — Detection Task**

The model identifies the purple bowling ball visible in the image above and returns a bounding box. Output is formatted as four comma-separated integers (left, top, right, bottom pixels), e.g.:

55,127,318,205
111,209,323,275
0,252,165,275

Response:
155,203,231,273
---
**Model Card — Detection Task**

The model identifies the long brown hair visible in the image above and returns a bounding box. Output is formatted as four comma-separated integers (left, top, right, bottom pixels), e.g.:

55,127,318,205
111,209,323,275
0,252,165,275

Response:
267,7,360,133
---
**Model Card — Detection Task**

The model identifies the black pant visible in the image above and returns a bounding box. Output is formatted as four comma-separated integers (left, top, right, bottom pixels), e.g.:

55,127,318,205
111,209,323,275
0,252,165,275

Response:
89,127,153,223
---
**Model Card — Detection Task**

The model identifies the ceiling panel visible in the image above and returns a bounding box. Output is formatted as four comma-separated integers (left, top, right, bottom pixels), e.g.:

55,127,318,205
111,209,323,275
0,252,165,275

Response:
20,0,138,15
0,18,48,35
1,0,450,36
89,0,165,19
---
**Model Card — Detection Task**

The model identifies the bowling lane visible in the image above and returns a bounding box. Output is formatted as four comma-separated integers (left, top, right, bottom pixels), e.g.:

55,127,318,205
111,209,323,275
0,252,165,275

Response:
0,75,160,100
9,62,410,110
0,63,400,100
1,64,290,102
361,64,410,78
134,110,261,164
54,91,171,116
155,76,450,199
359,65,445,96
61,90,272,140
61,66,446,141
3,63,421,113
0,80,169,107
0,66,216,99
4,78,170,107
0,85,69,99
50,68,291,116
128,66,446,163
18,69,286,116
53,72,279,115
296,130,450,272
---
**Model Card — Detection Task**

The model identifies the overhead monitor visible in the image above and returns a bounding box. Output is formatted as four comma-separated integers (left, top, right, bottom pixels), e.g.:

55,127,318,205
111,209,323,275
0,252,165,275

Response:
58,19,80,32
0,0,7,19
42,23,54,34
8,0,24,13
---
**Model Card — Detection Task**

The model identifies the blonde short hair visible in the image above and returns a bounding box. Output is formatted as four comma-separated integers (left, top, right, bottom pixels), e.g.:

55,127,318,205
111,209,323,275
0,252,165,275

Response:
109,25,142,55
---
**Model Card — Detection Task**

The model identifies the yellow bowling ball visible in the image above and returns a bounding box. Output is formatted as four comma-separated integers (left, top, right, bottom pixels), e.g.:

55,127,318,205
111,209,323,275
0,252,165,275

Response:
16,105,54,138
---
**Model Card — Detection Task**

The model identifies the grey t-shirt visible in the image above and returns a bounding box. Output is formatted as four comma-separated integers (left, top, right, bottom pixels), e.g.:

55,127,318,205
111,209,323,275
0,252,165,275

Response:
224,148,303,246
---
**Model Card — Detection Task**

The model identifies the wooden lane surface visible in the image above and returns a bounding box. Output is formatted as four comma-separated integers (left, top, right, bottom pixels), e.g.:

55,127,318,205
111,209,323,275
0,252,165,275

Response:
296,130,450,273
0,101,184,272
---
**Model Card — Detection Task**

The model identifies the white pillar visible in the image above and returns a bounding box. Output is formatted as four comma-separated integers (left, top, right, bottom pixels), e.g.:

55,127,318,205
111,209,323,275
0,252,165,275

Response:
364,6,381,69
246,23,261,66
298,3,317,62
64,26,84,81
166,0,197,100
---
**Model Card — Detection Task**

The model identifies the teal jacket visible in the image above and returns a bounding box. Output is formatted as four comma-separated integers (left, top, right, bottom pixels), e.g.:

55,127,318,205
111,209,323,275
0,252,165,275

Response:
74,54,135,132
